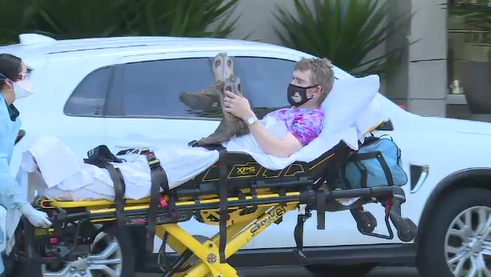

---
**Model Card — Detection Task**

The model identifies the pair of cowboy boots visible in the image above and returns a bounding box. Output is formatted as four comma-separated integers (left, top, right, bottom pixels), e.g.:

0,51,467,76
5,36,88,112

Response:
180,53,250,146
178,53,231,112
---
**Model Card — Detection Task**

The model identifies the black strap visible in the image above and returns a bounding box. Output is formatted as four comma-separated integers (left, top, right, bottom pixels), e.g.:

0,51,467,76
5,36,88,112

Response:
293,208,310,259
102,163,126,226
376,154,394,186
83,154,126,226
86,145,126,164
353,151,394,186
294,214,305,251
187,142,228,262
349,151,380,188
352,151,380,161
352,161,369,188
145,151,170,254
217,147,228,264
316,190,326,230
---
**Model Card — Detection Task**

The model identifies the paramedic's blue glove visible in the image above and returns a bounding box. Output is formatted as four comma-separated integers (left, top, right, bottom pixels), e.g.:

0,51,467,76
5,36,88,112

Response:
20,204,51,228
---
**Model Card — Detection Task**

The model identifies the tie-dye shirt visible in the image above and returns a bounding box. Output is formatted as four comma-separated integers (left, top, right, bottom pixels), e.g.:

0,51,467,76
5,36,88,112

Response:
265,107,324,146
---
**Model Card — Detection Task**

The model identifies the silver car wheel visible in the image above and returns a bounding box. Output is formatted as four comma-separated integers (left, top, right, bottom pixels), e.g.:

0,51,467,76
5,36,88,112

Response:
41,232,123,277
445,206,491,276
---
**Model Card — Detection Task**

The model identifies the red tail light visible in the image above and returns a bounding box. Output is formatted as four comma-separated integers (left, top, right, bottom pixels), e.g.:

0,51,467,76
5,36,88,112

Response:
398,104,407,110
15,129,25,145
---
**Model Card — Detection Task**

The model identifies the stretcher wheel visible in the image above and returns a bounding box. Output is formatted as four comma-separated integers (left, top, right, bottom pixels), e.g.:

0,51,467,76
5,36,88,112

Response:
356,211,377,233
396,218,417,242
15,226,135,277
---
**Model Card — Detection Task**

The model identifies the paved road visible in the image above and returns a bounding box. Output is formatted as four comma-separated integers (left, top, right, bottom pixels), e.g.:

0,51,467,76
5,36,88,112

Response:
137,266,419,276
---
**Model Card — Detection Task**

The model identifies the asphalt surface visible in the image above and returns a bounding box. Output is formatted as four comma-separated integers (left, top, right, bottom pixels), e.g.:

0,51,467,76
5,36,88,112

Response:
137,266,419,276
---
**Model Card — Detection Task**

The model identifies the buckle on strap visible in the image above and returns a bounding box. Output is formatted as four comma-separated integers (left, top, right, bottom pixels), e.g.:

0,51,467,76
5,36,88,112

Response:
146,151,161,168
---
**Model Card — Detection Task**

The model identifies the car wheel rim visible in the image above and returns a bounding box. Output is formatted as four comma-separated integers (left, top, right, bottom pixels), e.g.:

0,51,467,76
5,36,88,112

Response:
41,232,123,277
445,206,491,276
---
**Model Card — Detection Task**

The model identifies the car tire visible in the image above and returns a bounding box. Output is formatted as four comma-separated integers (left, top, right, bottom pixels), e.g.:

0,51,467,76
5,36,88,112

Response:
304,263,377,276
13,226,135,277
417,188,491,277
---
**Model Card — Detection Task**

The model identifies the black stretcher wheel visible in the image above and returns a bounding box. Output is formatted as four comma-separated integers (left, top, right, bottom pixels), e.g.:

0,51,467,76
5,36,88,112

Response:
396,218,417,242
357,211,377,233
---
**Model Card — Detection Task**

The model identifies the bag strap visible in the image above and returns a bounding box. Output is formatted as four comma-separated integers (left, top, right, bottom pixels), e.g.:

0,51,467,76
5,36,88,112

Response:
352,150,395,186
375,154,394,186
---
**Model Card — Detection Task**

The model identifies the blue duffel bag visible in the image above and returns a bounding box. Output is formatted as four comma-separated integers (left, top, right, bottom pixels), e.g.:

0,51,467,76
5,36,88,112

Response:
332,135,408,190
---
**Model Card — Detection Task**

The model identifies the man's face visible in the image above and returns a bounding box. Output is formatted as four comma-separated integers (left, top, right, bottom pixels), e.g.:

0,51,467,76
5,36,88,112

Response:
291,69,320,98
291,69,312,87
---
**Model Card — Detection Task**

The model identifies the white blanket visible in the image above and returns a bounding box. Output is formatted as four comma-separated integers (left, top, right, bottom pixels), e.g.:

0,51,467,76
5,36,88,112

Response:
21,75,385,201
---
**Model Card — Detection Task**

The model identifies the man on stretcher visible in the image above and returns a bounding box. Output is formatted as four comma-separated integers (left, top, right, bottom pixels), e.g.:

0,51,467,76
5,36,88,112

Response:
20,55,380,202
221,57,334,158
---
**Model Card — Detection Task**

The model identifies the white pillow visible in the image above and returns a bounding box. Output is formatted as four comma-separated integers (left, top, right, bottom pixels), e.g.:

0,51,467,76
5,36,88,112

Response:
320,75,380,138
355,97,388,142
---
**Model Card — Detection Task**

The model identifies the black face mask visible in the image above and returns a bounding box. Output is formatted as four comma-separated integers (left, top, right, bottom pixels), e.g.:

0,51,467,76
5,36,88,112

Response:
287,83,318,107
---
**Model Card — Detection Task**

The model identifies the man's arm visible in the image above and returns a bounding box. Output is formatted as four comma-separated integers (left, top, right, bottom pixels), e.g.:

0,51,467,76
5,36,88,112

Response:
222,90,320,158
241,110,302,158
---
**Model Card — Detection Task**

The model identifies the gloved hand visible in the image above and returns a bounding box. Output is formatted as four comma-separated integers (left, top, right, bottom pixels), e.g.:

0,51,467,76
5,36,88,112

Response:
20,203,52,228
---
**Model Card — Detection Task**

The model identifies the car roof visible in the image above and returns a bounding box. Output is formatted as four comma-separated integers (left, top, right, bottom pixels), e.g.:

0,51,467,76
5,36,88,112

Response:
0,33,354,79
0,33,306,56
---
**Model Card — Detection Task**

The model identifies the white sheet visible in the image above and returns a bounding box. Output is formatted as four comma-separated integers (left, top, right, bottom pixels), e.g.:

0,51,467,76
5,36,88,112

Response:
22,74,384,201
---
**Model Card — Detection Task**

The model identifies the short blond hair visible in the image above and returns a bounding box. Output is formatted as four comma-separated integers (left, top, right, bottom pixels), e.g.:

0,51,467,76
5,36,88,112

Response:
294,57,334,104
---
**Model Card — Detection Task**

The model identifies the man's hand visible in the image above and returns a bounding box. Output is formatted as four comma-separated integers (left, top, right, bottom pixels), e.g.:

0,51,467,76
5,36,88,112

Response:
223,90,303,158
223,90,254,120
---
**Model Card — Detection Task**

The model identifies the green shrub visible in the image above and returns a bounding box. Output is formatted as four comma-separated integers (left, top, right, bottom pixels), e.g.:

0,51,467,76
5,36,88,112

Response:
0,0,241,44
121,0,241,38
273,0,415,76
0,0,36,44
30,0,130,39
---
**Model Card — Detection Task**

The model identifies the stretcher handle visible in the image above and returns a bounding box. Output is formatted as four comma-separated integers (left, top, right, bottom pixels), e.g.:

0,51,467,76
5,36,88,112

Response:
45,207,86,223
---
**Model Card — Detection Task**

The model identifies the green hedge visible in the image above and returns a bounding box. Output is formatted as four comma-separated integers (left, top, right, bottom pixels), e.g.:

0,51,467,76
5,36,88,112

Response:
0,0,414,77
273,0,415,76
0,0,241,45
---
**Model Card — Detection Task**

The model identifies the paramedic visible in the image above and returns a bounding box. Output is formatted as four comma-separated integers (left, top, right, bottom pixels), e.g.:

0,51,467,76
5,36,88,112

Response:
224,57,335,158
0,53,51,276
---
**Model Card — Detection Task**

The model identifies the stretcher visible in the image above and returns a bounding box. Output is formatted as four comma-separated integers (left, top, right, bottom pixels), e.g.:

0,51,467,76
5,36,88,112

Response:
15,139,417,277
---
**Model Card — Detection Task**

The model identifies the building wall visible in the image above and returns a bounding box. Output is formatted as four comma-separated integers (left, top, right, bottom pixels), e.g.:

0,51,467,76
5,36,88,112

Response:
407,0,448,116
210,0,449,117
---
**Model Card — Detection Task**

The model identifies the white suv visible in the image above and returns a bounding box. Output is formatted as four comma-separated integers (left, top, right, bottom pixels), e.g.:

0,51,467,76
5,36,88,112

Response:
4,33,491,277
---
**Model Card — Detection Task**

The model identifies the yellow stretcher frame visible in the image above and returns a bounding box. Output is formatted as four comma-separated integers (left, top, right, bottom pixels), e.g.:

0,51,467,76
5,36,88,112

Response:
157,204,297,277
30,183,418,277
35,192,302,277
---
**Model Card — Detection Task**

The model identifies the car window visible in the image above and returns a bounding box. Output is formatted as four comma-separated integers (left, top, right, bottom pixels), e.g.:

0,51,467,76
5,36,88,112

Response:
109,58,215,118
233,57,293,118
64,66,113,117
107,56,296,119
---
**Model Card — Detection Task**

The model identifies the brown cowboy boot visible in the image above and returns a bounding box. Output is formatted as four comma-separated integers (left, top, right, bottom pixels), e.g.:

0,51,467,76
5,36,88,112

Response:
179,53,232,111
196,75,250,146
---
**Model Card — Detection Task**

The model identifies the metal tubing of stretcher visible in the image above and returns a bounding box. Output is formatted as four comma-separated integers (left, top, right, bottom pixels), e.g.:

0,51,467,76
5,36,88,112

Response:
305,186,405,203
175,179,311,198
84,193,301,222
164,204,297,277
46,187,403,224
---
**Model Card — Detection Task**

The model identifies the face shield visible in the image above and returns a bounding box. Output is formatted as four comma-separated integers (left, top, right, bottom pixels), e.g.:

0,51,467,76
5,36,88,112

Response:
0,71,34,100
